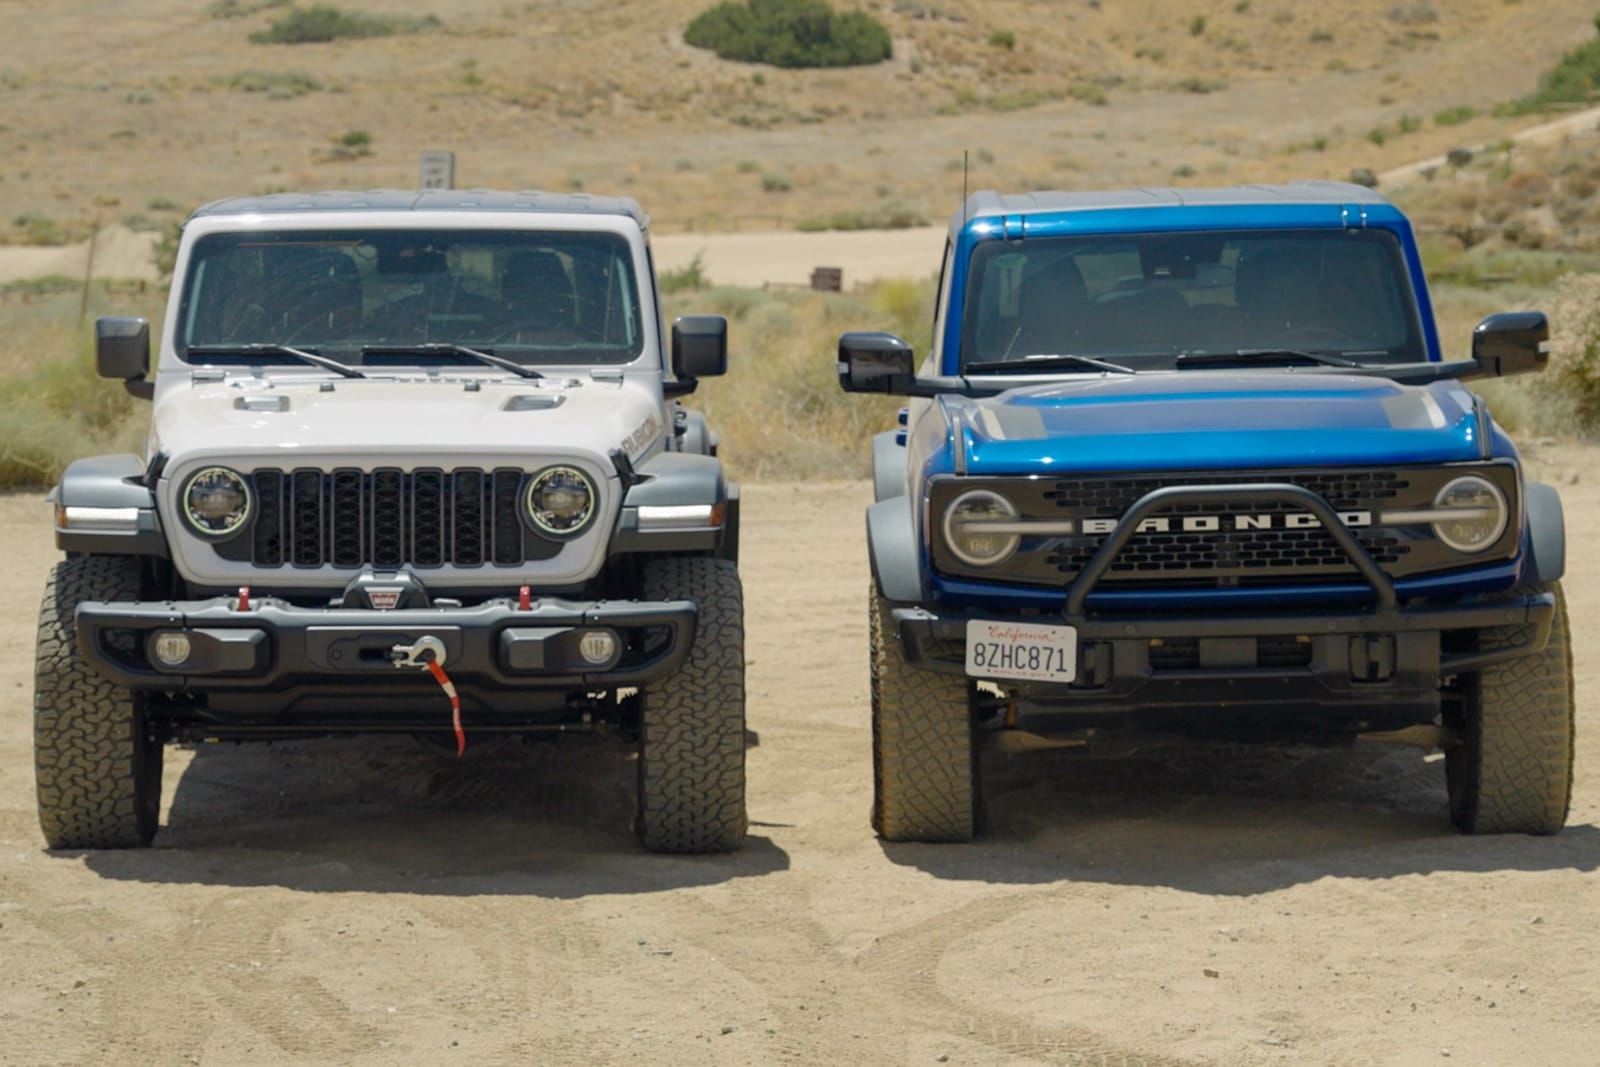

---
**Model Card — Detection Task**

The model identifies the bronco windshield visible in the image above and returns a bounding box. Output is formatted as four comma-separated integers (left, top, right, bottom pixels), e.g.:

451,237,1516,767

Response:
175,228,646,366
959,228,1426,370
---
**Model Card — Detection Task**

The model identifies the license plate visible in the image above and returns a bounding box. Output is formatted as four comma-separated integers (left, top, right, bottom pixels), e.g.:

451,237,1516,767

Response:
964,620,1077,683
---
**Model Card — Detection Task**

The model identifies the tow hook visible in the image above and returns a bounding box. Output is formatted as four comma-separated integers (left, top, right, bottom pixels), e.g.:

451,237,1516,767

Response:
390,636,464,755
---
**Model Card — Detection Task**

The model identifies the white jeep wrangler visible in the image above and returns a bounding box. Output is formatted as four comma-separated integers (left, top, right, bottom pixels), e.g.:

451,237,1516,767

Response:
38,190,745,853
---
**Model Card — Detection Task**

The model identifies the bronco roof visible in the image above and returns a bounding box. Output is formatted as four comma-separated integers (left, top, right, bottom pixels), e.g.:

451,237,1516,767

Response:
952,181,1393,235
191,189,648,226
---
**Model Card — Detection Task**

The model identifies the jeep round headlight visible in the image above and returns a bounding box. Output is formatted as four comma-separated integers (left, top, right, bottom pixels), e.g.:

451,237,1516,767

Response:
181,467,252,538
525,465,596,537
1432,475,1508,553
943,490,1021,567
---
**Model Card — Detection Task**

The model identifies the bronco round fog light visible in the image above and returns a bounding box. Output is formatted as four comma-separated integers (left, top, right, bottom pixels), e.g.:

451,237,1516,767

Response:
151,632,192,668
943,489,1021,567
1432,475,1508,553
525,465,597,537
578,629,619,667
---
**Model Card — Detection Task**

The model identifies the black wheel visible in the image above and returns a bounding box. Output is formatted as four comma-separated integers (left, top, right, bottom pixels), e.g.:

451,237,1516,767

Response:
1447,582,1574,835
870,587,979,842
636,557,747,853
34,556,163,849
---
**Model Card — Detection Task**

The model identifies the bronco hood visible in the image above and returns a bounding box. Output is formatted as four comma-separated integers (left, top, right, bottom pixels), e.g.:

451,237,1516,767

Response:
150,371,666,471
957,372,1485,475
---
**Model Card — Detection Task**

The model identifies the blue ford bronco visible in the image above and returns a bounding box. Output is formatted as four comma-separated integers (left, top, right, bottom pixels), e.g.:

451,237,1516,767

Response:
839,182,1572,842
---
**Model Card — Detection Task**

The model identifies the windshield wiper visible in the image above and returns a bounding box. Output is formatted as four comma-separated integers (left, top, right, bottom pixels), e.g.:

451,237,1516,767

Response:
966,354,1137,376
1176,348,1363,370
186,343,366,378
361,343,543,379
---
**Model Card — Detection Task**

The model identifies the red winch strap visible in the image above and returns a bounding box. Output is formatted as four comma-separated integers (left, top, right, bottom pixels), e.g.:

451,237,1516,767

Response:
425,659,465,756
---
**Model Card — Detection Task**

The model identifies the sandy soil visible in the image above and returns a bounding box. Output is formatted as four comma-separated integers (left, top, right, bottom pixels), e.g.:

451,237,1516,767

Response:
2,460,1598,1066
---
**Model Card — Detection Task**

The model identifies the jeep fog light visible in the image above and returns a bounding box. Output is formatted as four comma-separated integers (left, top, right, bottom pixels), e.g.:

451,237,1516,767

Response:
578,629,620,667
151,631,192,668
525,465,596,537
181,467,252,538
1432,475,1508,553
943,490,1022,567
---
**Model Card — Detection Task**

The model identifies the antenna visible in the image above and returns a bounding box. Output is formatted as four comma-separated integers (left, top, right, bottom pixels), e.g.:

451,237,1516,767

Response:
962,149,969,228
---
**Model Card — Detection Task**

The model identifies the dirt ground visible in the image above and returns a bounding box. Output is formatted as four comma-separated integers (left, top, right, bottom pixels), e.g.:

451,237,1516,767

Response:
1,456,1598,1067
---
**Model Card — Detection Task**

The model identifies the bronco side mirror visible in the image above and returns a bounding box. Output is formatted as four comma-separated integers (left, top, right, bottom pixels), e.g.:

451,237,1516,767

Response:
1472,312,1549,378
838,332,916,394
95,316,154,400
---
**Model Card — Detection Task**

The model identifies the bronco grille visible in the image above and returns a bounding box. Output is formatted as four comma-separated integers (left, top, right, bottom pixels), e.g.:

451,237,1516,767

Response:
1042,477,1411,578
247,467,529,568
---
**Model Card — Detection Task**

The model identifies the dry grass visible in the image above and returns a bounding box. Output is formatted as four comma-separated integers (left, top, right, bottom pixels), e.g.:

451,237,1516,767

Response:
1,1,1595,240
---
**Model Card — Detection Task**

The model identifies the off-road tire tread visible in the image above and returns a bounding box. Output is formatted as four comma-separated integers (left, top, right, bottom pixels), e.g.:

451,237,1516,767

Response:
34,555,161,849
871,588,978,842
1450,581,1574,835
637,557,747,853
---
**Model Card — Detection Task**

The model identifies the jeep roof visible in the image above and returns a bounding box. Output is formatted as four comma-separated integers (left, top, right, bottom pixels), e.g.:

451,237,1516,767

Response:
191,189,649,226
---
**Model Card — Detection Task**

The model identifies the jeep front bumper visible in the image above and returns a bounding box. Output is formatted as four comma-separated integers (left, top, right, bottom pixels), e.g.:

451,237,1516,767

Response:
75,595,697,693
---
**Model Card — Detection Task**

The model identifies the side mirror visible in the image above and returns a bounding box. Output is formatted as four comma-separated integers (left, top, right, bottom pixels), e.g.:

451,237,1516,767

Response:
838,332,916,394
95,316,153,400
1472,311,1548,378
671,315,728,379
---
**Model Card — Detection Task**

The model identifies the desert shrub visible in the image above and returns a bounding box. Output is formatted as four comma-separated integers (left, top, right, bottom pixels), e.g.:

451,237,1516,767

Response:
224,69,321,96
249,5,439,45
760,172,792,193
795,202,926,231
1434,104,1476,127
659,252,710,294
11,211,67,246
1545,272,1600,431
988,29,1014,50
683,0,892,69
1506,17,1600,114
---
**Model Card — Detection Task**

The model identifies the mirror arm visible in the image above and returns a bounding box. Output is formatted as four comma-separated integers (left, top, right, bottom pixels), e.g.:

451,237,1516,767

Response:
123,377,155,401
662,378,698,399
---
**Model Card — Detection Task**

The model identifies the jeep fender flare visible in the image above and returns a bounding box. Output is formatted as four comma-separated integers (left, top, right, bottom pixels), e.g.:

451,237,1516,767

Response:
50,453,168,558
611,451,738,561
867,496,926,603
1524,480,1565,585
872,430,907,502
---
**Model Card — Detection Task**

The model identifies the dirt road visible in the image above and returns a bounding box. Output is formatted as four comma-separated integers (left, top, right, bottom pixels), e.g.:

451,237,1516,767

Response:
2,467,1598,1066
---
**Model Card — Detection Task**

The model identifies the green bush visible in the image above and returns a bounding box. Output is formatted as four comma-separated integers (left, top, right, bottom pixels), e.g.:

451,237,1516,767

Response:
249,5,439,45
1506,18,1600,114
684,0,891,69
224,69,322,96
1433,104,1476,127
659,252,710,294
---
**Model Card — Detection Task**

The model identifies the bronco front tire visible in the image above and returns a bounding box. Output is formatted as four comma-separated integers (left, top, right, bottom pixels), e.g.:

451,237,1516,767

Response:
870,589,979,842
34,555,163,849
1447,581,1574,835
636,557,747,853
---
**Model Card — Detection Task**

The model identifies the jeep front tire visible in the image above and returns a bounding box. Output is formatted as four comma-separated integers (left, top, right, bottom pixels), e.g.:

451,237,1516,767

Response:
1447,581,1574,835
870,589,979,842
636,557,747,853
34,555,163,849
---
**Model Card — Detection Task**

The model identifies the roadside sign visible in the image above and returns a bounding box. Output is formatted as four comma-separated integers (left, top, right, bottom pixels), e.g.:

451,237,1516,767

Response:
420,151,455,190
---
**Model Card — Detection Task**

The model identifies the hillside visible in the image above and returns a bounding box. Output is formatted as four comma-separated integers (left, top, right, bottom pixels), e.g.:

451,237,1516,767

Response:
1,0,1596,240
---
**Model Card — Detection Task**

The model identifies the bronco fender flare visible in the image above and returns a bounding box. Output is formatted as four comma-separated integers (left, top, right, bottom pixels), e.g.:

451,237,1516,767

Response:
872,430,906,502
867,496,926,604
1524,480,1565,585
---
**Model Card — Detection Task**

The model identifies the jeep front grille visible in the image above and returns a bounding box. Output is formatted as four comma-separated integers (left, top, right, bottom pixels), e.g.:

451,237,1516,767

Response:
247,467,529,568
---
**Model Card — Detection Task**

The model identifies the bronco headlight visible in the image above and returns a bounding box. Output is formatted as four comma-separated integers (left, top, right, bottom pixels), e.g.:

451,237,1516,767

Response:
181,467,252,538
1431,475,1508,553
943,489,1021,567
525,465,597,537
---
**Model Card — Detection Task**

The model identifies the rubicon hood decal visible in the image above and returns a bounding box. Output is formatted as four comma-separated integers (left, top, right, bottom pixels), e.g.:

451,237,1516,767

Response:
955,373,1482,474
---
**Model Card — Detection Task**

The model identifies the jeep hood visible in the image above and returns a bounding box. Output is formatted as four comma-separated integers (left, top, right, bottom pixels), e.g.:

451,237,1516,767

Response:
150,373,664,471
958,372,1485,474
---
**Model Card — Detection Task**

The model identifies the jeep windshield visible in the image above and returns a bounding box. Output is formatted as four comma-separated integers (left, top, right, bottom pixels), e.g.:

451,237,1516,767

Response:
174,228,646,367
959,228,1427,373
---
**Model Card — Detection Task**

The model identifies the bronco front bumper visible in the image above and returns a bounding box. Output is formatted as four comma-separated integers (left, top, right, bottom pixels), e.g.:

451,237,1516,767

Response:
75,594,697,693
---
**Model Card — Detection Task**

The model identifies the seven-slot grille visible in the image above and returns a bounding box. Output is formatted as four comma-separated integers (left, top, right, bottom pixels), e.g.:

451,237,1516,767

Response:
249,467,527,568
